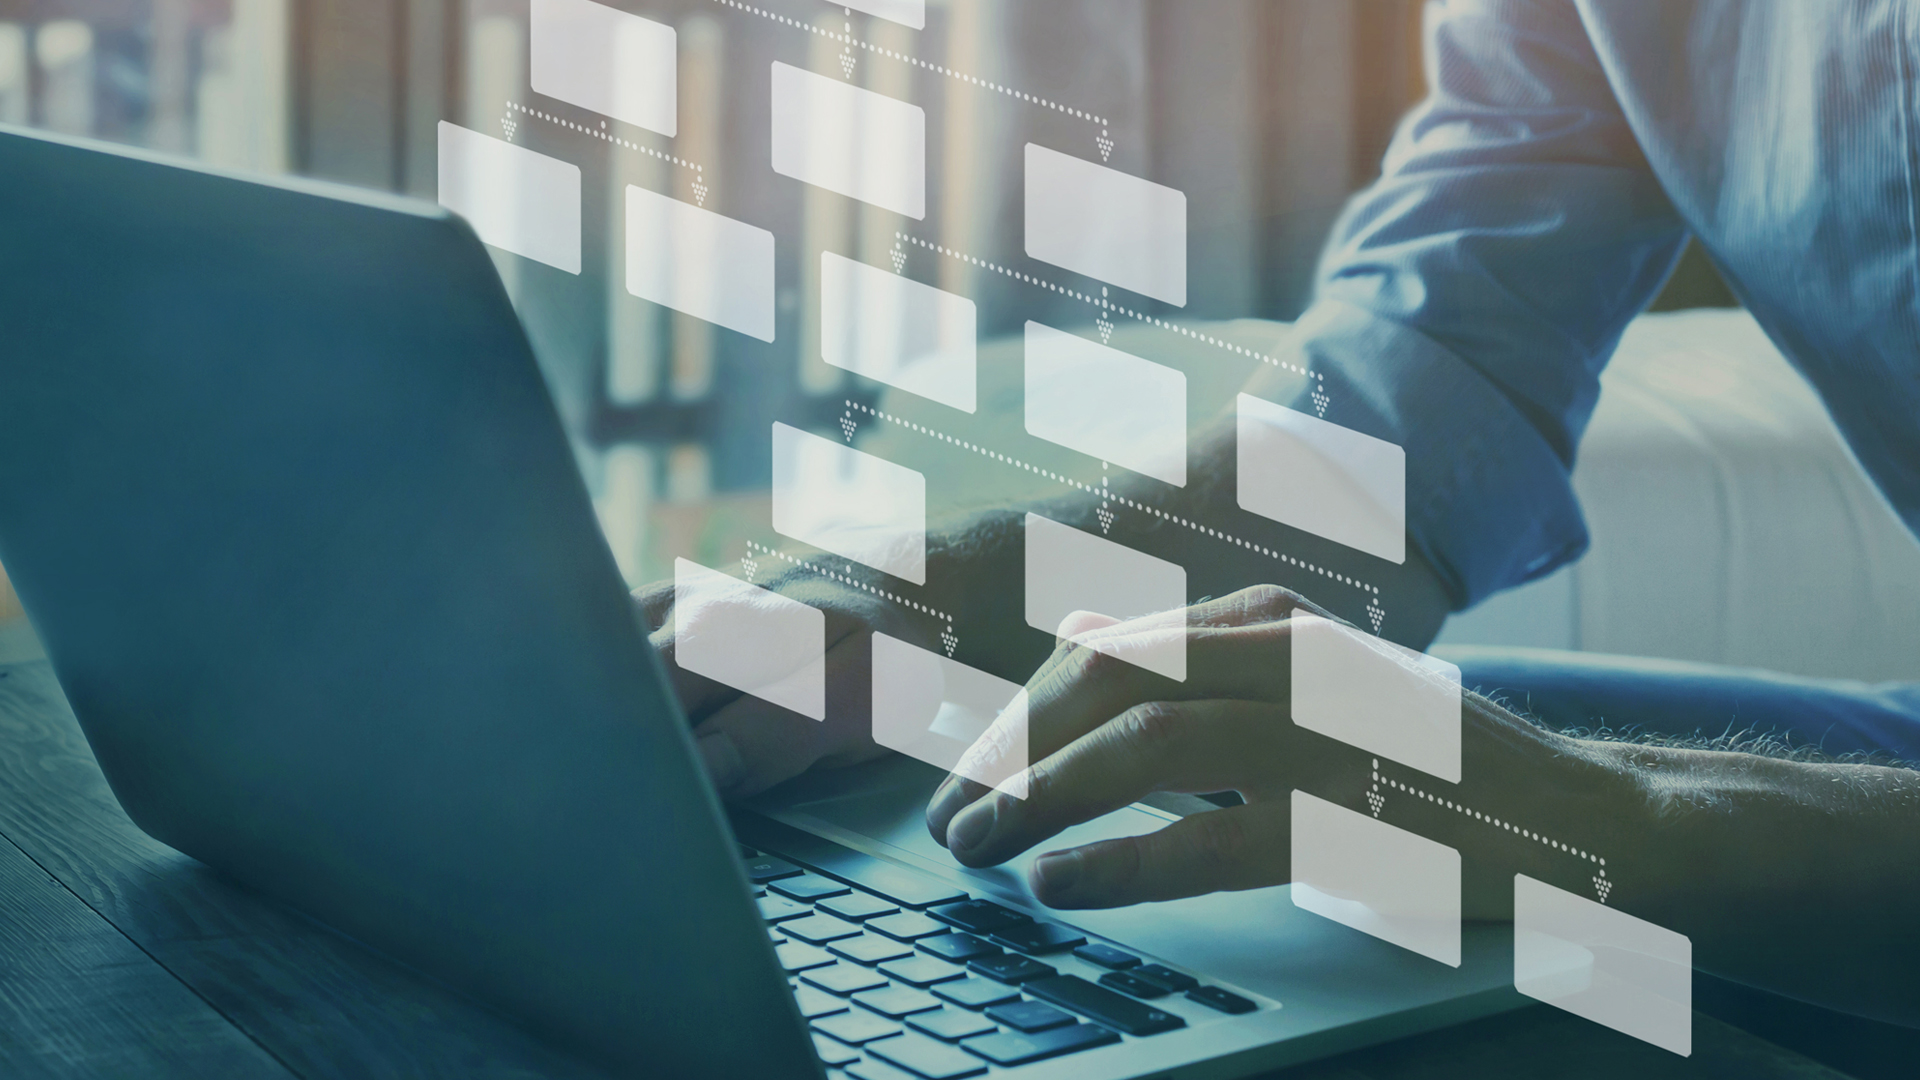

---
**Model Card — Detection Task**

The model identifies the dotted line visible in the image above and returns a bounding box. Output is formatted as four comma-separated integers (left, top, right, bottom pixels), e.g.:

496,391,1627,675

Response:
710,0,1107,127
847,401,1378,596
507,101,703,172
897,233,1319,382
745,540,953,624
1371,760,1606,867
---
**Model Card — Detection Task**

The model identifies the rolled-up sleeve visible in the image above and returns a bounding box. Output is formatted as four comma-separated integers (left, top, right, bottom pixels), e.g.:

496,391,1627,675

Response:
1274,0,1687,609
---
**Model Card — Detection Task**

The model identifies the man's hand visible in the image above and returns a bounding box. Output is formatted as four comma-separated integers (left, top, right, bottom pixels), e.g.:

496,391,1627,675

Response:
634,567,938,799
924,585,1368,908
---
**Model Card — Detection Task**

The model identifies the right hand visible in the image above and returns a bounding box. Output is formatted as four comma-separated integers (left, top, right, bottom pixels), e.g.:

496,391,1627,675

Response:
633,564,938,800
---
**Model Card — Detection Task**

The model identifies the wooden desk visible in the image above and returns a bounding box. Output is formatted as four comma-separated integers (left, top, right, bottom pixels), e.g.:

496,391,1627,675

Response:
0,633,1851,1079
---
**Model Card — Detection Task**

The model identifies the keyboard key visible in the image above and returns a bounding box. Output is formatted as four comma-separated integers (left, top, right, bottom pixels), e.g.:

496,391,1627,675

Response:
961,1023,1120,1066
853,985,943,1018
966,955,1057,985
916,933,1000,964
847,1059,923,1080
906,1007,998,1042
771,873,853,902
1071,943,1141,969
1133,964,1199,993
814,1009,903,1045
1098,971,1169,998
830,934,915,965
984,1000,1075,1033
812,1033,861,1067
836,866,968,910
867,911,952,942
738,843,760,859
1187,985,1258,1014
878,955,967,987
932,978,1022,1010
745,855,805,884
988,922,1087,955
768,927,786,944
758,895,813,922
776,942,836,973
867,1032,990,1079
802,963,890,996
794,985,850,1019
928,899,1031,936
1024,974,1187,1036
782,914,866,945
817,892,901,922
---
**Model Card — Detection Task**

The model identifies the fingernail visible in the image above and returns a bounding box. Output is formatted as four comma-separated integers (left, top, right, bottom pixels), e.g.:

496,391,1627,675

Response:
696,731,744,794
1032,851,1082,899
947,799,996,854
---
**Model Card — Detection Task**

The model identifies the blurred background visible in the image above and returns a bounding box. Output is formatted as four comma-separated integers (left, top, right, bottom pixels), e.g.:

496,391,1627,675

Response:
4,0,1913,684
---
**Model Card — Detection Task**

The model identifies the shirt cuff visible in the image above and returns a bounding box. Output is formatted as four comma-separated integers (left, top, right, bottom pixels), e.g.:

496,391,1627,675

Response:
1271,298,1590,610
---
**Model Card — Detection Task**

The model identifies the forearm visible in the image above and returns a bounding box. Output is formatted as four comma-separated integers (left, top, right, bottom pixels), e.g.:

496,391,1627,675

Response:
1368,695,1920,1026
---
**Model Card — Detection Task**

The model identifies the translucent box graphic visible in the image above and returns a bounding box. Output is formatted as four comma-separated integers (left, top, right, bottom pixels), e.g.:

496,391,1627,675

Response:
1290,610,1461,784
529,0,676,136
820,252,976,413
771,422,927,585
1237,393,1406,564
1514,875,1693,1056
770,62,925,219
871,633,1028,799
1024,513,1187,682
843,0,926,29
1023,143,1186,306
673,558,825,720
1024,320,1187,487
1291,790,1461,967
625,185,776,342
436,121,580,275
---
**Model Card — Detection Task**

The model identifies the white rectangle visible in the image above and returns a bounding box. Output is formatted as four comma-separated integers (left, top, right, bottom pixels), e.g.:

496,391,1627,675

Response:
1024,321,1186,487
436,121,580,275
872,633,1028,798
1514,875,1692,1056
1024,513,1186,682
820,253,976,413
1024,143,1186,306
771,423,927,585
843,0,925,29
626,185,776,342
1238,394,1406,564
1291,790,1461,967
530,0,676,136
673,559,825,720
1290,610,1461,784
770,62,925,219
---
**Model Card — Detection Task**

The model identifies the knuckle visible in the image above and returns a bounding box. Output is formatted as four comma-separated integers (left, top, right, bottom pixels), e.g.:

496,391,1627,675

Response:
1240,583,1302,616
1112,701,1182,757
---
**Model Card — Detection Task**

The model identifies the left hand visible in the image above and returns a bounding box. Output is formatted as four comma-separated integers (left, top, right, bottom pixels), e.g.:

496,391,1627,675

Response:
924,584,1369,908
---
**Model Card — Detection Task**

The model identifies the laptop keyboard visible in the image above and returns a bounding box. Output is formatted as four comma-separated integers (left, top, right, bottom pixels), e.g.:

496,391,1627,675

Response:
740,844,1263,1077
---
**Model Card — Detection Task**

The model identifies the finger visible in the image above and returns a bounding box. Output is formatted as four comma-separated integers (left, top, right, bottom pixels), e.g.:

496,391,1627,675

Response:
927,584,1327,833
942,700,1288,866
1027,800,1292,909
690,631,886,799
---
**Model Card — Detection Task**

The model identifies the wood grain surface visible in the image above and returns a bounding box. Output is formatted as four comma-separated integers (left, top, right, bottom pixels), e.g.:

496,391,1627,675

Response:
0,658,612,1080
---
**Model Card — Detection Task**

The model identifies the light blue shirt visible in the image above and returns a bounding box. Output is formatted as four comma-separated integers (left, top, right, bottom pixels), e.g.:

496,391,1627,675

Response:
1281,0,1920,609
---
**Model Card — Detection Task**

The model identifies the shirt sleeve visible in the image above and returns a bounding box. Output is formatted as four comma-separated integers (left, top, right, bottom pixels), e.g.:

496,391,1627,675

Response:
1270,0,1688,610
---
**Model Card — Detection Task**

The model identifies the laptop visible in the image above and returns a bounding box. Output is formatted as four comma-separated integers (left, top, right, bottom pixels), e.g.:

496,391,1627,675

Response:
0,124,1520,1079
